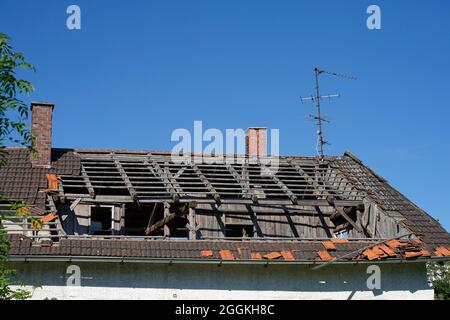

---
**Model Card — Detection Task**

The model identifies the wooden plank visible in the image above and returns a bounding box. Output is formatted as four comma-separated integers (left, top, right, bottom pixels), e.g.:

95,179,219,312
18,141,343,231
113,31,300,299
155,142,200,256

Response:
46,195,57,213
335,206,364,234
146,212,177,235
79,163,96,198
69,197,82,211
191,164,221,203
145,154,180,201
173,168,185,179
163,202,170,236
315,206,334,238
145,202,192,236
288,159,319,190
113,155,139,201
188,207,197,240
145,203,158,234
225,164,251,200
356,206,373,237
268,173,298,204
163,163,185,196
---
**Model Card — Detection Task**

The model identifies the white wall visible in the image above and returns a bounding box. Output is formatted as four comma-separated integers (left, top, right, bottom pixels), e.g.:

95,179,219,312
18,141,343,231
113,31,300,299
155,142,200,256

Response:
9,261,433,300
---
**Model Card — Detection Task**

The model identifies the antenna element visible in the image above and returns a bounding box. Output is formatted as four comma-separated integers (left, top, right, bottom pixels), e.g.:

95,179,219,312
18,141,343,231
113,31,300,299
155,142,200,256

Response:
300,67,357,161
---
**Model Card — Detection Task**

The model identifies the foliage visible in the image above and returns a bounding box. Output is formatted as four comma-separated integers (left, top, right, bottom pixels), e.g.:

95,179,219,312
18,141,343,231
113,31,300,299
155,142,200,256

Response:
0,31,35,300
428,261,450,300
0,31,35,166
0,197,33,300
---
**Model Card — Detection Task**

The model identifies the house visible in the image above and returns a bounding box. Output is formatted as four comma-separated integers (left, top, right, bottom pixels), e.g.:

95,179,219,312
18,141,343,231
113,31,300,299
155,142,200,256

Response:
1,101,449,300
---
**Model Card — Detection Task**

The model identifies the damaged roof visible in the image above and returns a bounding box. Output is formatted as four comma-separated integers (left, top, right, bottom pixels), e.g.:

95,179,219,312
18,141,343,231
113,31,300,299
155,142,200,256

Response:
1,147,450,262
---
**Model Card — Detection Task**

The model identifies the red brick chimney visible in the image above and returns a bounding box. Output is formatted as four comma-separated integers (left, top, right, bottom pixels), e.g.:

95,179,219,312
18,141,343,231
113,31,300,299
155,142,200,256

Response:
246,127,267,157
30,102,54,168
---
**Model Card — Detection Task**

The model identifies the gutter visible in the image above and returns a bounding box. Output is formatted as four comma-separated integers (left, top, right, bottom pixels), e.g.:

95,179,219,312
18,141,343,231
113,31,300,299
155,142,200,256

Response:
8,255,450,266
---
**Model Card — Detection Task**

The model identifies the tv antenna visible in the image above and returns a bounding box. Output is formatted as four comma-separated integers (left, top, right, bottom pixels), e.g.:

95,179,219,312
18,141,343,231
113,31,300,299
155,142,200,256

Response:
300,67,357,161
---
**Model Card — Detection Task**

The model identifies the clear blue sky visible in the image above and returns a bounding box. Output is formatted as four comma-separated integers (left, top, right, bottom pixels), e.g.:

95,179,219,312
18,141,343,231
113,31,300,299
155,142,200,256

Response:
1,0,449,230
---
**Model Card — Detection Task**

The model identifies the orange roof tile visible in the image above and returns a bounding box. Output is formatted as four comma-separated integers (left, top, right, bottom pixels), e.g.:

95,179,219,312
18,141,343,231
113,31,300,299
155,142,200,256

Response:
200,250,213,257
362,248,379,260
386,239,402,248
330,238,349,244
317,250,334,261
219,250,235,260
46,173,59,190
322,241,337,251
280,250,295,260
371,246,389,258
263,252,282,260
435,246,450,257
404,251,422,259
377,244,397,257
250,252,262,260
40,213,57,223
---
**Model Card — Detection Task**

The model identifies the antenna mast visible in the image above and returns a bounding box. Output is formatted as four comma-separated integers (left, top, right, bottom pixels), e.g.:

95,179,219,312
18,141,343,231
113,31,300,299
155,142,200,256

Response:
301,67,356,161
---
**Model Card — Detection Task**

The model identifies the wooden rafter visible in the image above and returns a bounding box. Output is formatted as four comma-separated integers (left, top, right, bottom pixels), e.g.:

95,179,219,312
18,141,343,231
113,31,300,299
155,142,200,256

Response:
145,154,180,201
145,203,159,234
46,194,57,212
145,202,194,235
146,212,177,235
188,206,197,240
334,206,364,234
69,197,82,211
173,168,185,179
267,173,298,205
191,164,221,203
288,159,333,199
225,164,251,200
163,163,185,196
112,154,139,202
58,152,367,205
288,160,318,187
80,163,95,198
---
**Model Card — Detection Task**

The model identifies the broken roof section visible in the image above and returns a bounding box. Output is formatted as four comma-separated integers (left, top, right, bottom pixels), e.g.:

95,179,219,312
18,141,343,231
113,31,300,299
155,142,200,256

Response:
54,149,365,206
1,147,449,257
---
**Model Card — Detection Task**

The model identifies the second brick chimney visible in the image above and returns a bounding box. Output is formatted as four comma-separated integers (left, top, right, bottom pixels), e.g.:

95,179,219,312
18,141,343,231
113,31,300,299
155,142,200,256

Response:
246,127,267,157
30,102,54,168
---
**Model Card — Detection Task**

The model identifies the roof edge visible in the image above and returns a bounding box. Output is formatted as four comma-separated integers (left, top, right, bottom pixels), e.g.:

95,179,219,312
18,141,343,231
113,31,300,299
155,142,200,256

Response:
343,151,388,183
9,255,448,265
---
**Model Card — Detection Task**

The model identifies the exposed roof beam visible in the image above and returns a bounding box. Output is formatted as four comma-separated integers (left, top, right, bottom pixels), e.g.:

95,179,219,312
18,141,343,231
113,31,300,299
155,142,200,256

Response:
191,164,221,204
163,163,185,197
112,154,139,202
144,203,159,235
46,194,58,214
334,206,364,234
145,153,180,201
145,202,194,235
288,159,321,192
288,159,337,200
80,163,96,198
69,197,82,211
267,173,298,205
225,164,254,202
145,212,178,235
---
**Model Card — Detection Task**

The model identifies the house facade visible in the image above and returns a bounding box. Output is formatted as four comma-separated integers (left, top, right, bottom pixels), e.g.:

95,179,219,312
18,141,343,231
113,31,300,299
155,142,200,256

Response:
1,102,450,300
